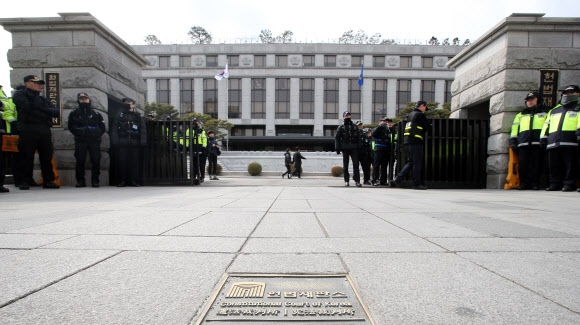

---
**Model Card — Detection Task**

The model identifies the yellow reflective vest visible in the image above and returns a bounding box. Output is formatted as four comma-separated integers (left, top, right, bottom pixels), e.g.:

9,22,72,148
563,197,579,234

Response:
540,103,580,149
510,105,549,147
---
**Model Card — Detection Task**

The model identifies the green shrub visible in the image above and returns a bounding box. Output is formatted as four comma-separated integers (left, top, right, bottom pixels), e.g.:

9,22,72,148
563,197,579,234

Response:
331,166,344,177
206,163,223,175
248,162,262,176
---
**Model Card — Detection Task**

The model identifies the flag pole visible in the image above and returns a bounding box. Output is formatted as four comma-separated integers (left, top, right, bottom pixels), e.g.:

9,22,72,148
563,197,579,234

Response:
226,61,229,151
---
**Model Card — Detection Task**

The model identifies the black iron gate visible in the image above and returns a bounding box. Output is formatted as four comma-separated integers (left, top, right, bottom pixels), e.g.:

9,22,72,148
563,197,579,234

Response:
391,118,489,189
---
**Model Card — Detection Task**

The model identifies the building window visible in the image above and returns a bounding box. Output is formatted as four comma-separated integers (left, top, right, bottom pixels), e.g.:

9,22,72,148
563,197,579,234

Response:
251,78,266,118
206,55,218,67
422,57,433,68
179,56,191,67
231,125,265,136
275,78,290,119
348,79,361,120
351,55,363,67
373,56,385,68
300,78,314,119
372,79,387,123
323,125,337,137
303,55,315,67
203,78,218,118
254,55,266,67
445,80,452,104
397,79,411,113
324,55,336,67
227,55,239,67
421,80,435,102
324,78,339,119
228,78,241,119
159,56,170,68
276,55,288,67
400,56,412,68
180,79,194,115
156,79,170,104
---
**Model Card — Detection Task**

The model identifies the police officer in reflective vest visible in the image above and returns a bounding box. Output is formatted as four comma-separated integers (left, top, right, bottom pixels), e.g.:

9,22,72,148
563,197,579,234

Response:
111,97,146,187
68,93,106,187
391,101,430,190
371,117,391,186
186,117,207,182
509,91,550,190
335,111,362,187
540,85,580,192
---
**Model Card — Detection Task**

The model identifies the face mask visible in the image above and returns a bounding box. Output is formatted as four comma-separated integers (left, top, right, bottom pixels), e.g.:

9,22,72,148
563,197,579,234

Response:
561,94,579,106
344,118,351,124
79,102,91,109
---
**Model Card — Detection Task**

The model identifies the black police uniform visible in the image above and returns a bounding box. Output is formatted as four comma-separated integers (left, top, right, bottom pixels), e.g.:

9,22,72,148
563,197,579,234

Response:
372,123,391,185
111,107,147,186
358,128,372,184
67,95,106,187
335,117,362,186
12,86,60,189
393,107,430,189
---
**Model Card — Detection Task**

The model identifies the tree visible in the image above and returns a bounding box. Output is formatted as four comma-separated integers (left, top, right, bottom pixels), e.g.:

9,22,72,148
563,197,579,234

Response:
188,26,212,44
183,112,234,141
144,35,162,45
275,30,293,44
452,37,460,46
368,33,382,44
339,30,355,44
442,38,450,46
380,39,397,45
428,36,440,45
144,102,179,120
463,39,471,46
259,29,274,43
353,30,368,44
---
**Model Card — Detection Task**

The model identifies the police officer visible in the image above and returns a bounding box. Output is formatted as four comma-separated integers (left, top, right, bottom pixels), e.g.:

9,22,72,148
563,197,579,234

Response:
335,111,362,187
540,85,580,192
189,117,207,183
111,97,146,187
509,91,549,190
68,92,106,187
0,86,9,192
12,75,60,190
356,121,372,185
371,117,391,186
391,101,430,190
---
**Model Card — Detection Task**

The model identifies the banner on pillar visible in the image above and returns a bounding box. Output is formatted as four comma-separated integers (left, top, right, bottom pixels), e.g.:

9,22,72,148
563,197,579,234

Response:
45,72,62,127
539,69,559,109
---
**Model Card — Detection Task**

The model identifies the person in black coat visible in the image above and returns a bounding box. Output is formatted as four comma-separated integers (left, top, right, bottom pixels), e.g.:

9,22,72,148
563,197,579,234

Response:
282,148,293,179
335,111,362,187
67,93,106,187
292,146,306,179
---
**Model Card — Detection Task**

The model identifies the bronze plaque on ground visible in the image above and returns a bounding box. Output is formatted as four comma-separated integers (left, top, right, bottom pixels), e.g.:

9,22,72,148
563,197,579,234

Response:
194,274,375,324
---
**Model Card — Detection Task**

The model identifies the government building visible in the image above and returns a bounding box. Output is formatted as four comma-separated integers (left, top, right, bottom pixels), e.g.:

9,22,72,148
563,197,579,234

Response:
133,43,463,148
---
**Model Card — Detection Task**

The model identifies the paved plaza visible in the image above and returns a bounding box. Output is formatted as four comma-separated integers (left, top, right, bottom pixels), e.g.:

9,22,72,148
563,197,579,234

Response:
0,175,579,324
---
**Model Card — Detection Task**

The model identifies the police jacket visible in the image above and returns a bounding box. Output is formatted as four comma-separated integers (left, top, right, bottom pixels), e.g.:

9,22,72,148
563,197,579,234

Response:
335,120,361,151
293,152,306,166
110,108,147,146
183,126,207,154
403,109,430,145
372,124,391,150
67,103,106,141
284,152,293,166
510,105,550,147
12,88,59,135
1,86,17,134
540,102,580,149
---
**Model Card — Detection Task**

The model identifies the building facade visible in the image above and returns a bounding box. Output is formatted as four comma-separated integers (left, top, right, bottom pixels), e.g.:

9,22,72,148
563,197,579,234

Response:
134,44,464,140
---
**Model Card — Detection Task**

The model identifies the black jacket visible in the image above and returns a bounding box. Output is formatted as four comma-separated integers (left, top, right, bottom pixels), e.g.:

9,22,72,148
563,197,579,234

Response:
12,88,59,134
284,152,293,166
110,107,147,146
293,152,306,166
372,124,391,149
67,103,106,140
403,109,430,144
335,120,361,151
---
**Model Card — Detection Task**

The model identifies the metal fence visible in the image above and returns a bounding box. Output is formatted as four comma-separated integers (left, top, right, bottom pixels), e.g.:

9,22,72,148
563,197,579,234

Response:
392,118,490,189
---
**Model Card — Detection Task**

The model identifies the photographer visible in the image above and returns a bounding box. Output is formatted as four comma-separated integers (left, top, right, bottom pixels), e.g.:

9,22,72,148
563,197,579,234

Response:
67,92,106,187
11,75,60,190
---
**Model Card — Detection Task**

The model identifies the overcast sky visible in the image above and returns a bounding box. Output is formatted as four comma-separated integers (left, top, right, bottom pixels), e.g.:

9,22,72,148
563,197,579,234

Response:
1,0,579,93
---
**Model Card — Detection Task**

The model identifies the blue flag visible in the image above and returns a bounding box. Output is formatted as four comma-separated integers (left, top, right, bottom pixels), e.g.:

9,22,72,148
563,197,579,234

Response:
358,63,364,87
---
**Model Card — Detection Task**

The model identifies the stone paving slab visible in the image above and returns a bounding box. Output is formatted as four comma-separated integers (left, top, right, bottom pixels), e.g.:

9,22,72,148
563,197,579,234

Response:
460,252,580,312
268,199,314,212
0,249,119,308
317,212,416,238
342,252,580,325
228,253,346,274
0,251,233,325
164,211,265,237
374,212,490,238
251,213,326,237
0,234,76,249
431,237,580,252
42,234,246,252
